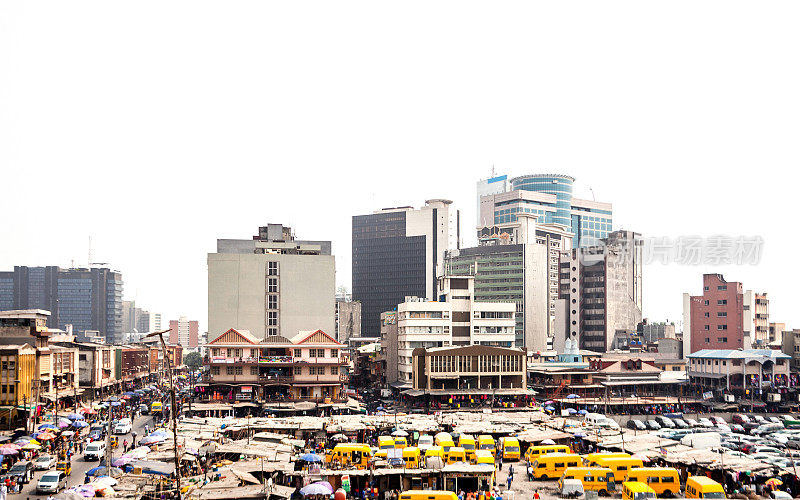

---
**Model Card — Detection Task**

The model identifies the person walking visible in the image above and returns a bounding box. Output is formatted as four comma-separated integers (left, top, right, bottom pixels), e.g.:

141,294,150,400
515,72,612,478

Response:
123,440,128,453
506,474,512,491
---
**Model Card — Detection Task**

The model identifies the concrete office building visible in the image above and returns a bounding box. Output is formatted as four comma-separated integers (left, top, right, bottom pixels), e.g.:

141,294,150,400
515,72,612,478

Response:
477,173,613,248
445,213,573,352
335,299,361,344
0,266,123,342
352,199,459,338
169,316,199,348
555,230,643,353
208,224,335,341
476,174,509,225
392,275,515,387
682,274,767,355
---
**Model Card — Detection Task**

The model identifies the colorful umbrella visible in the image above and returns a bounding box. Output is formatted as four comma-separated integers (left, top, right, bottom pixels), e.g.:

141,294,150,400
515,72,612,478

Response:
80,407,97,414
38,424,58,430
112,456,133,467
766,478,783,488
66,413,85,420
300,453,323,462
21,443,41,451
0,448,19,455
72,421,89,428
36,431,56,441
300,482,334,496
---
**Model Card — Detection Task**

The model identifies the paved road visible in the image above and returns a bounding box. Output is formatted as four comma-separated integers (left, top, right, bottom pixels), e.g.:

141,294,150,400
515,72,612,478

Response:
17,413,156,496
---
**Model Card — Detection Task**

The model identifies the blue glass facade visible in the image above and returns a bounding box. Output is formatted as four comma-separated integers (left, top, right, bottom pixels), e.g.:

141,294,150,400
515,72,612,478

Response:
0,277,13,311
57,277,93,333
493,174,613,247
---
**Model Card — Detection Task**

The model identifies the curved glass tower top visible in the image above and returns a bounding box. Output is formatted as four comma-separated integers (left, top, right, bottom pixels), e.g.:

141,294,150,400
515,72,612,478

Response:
510,174,575,227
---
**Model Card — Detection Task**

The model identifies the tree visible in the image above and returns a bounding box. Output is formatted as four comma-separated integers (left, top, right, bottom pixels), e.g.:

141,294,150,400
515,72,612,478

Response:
184,351,203,372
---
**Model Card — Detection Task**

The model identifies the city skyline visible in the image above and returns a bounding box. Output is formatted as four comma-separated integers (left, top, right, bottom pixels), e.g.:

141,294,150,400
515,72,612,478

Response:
2,2,798,336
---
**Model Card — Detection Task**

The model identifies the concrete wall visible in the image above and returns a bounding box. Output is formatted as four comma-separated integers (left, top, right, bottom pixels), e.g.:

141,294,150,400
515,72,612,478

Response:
208,253,335,340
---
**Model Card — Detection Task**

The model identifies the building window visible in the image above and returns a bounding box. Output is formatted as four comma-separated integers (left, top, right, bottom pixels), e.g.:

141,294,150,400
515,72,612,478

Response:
718,299,727,305
268,261,279,276
704,300,709,306
309,366,316,375
268,295,278,310
704,325,710,330
705,338,710,343
704,312,710,318
267,328,278,336
211,367,220,375
330,349,338,358
268,311,278,326
317,366,325,375
718,285,727,291
250,367,258,375
717,325,728,330
331,366,339,375
268,277,278,293
718,337,728,343
294,366,302,375
226,366,234,375
294,349,301,357
717,312,727,317
234,366,243,375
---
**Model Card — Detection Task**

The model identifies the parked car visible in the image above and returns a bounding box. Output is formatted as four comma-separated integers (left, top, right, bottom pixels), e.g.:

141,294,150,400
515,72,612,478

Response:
139,404,149,415
709,416,726,425
786,438,800,450
768,416,782,424
114,418,132,434
752,415,767,424
730,424,746,434
645,420,661,430
627,420,647,431
672,418,689,429
37,471,67,494
84,441,106,461
8,461,34,484
34,455,57,470
684,418,700,428
657,416,676,428
752,446,782,455
698,418,714,428
733,414,751,425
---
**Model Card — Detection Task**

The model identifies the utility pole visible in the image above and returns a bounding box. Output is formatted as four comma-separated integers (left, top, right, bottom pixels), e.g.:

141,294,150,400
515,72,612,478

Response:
106,399,113,472
146,329,181,500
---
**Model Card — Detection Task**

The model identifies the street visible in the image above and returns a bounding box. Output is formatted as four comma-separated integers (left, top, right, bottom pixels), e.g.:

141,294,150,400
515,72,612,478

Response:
16,413,156,496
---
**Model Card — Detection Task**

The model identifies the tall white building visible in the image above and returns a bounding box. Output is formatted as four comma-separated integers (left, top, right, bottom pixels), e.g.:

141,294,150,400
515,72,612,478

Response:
476,174,509,226
208,224,335,341
394,275,516,386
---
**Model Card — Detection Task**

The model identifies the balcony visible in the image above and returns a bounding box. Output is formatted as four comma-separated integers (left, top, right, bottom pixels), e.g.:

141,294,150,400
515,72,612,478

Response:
258,375,294,385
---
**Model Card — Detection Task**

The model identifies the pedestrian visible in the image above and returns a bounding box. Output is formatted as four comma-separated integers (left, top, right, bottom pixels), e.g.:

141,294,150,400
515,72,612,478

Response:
498,455,503,471
506,474,512,491
123,440,128,453
1,481,7,500
533,490,540,500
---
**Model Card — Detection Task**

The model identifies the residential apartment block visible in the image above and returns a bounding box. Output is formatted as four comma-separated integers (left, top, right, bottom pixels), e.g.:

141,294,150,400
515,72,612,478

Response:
203,328,347,402
169,316,199,348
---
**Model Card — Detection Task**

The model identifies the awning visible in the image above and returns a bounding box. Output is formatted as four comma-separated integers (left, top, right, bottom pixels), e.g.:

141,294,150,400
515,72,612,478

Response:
600,379,686,386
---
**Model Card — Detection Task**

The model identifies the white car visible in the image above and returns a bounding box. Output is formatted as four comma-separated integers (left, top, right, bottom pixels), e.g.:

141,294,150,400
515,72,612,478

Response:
85,441,106,460
698,418,714,428
114,420,132,434
33,454,56,470
37,471,66,494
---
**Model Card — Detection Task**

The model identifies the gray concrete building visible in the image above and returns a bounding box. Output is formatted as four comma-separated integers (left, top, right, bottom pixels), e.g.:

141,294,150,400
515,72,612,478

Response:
335,299,361,344
555,230,643,353
208,224,335,341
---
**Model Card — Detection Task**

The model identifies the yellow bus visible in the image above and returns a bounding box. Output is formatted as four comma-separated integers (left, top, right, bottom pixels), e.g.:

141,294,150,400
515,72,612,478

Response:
150,401,163,414
393,436,408,449
434,432,455,452
624,468,680,497
593,457,644,482
583,452,631,467
325,444,373,469
499,437,521,461
622,482,657,500
378,436,396,450
399,491,458,500
458,435,476,461
474,450,495,465
446,446,467,464
559,467,616,496
686,477,725,499
525,445,572,462
401,447,421,468
425,446,445,461
478,435,496,457
530,453,582,480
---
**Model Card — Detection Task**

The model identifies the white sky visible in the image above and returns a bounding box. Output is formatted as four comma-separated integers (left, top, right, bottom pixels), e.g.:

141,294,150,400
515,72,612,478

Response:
2,2,798,335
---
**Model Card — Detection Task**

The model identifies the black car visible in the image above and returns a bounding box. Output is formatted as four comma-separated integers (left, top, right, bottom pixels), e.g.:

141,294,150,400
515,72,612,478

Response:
787,439,800,450
8,460,34,484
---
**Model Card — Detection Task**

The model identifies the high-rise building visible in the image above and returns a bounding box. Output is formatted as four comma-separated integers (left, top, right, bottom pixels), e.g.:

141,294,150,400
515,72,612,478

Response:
122,301,156,334
391,275,516,387
0,266,123,342
335,299,361,344
445,213,573,352
750,292,770,347
476,174,509,225
682,274,757,355
208,224,335,341
555,230,643,353
352,199,459,338
169,316,199,348
477,173,612,247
